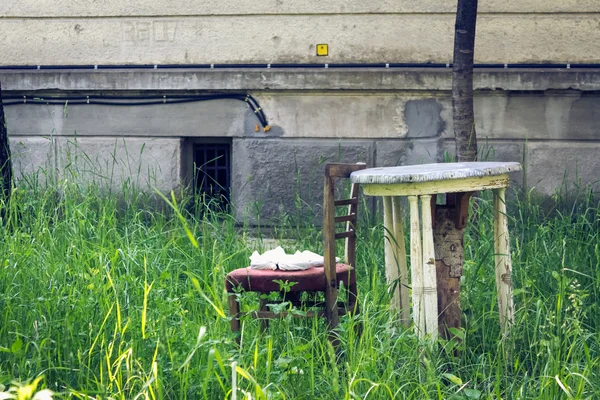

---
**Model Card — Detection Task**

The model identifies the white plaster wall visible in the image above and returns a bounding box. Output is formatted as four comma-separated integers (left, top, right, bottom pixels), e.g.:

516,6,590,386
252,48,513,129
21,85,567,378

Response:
1,2,599,65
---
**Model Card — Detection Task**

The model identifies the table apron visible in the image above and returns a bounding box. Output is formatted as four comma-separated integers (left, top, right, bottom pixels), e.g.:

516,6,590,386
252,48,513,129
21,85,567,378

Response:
361,174,510,197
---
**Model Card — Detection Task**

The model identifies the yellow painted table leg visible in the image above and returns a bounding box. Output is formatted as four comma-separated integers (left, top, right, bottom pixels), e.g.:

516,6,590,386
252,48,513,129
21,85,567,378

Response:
494,187,514,334
408,195,425,338
383,196,402,319
392,196,410,326
420,194,438,340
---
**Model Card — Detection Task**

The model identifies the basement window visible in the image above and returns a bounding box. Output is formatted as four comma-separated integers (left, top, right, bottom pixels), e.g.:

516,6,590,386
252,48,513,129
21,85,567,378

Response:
187,139,231,211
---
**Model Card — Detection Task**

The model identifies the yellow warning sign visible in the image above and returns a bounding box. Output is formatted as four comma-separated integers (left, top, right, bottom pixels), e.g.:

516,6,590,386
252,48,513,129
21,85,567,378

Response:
316,44,329,56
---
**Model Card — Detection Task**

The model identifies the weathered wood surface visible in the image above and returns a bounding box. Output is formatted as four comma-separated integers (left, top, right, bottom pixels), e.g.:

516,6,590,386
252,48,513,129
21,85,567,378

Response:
408,195,425,337
345,182,360,314
494,187,514,333
323,174,339,331
326,162,368,178
383,197,410,326
434,206,465,339
350,162,521,185
360,175,511,197
393,197,410,326
421,194,439,340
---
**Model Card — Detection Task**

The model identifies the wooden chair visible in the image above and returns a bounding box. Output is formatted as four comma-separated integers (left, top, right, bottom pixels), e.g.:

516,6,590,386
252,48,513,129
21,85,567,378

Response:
225,163,367,341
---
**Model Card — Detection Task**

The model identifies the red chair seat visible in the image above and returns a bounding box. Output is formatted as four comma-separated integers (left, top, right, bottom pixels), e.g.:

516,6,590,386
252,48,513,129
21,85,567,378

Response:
225,264,355,293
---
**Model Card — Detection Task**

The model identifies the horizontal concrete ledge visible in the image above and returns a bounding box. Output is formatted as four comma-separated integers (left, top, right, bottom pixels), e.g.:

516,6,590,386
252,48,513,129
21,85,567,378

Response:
2,68,600,92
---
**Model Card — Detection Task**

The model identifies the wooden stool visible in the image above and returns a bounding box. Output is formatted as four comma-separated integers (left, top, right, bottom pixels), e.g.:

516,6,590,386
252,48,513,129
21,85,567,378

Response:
351,162,521,340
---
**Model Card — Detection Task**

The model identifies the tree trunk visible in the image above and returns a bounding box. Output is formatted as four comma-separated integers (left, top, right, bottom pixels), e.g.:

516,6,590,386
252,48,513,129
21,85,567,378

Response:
452,0,479,163
434,192,472,340
0,82,12,207
436,0,478,340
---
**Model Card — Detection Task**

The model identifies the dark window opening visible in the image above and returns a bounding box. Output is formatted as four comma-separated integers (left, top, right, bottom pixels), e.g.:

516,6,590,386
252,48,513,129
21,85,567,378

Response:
192,142,231,212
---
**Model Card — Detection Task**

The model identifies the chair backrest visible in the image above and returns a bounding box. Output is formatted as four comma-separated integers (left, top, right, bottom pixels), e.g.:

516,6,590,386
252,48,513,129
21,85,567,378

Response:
323,163,366,284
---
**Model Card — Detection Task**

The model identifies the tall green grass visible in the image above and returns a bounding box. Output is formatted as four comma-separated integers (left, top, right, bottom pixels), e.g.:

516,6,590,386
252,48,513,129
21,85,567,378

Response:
0,172,599,399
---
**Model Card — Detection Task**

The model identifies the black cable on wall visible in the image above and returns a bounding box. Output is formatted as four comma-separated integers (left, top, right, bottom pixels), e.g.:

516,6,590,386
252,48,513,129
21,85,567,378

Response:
2,93,270,130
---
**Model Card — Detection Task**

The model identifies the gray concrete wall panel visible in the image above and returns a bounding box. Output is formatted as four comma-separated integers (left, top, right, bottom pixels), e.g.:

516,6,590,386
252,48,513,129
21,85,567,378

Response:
566,95,600,140
4,93,453,140
473,92,600,141
10,136,55,182
525,142,600,196
5,85,600,204
231,138,373,224
375,138,440,167
5,100,247,137
54,137,182,192
5,0,600,17
10,136,182,192
252,94,450,139
404,99,447,139
2,15,600,65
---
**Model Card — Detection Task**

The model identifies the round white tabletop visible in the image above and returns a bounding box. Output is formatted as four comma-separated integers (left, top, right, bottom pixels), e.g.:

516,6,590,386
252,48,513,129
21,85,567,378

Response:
350,162,522,185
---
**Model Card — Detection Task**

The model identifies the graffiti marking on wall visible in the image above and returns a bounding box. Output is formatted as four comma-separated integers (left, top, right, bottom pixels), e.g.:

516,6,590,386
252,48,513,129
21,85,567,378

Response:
122,21,178,45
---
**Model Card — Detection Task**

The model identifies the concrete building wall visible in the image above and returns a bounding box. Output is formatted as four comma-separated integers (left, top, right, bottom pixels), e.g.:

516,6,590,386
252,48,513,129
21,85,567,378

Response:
1,2,599,224
3,68,599,224
2,1,600,65
10,136,182,193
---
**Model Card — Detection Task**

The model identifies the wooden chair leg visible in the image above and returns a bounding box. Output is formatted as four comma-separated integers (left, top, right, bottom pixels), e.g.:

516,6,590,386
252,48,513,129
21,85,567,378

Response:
348,282,363,338
228,293,240,334
259,297,270,332
325,285,340,347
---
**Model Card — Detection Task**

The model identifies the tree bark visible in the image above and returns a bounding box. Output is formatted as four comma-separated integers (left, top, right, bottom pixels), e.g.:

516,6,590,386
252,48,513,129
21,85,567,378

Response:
0,82,13,207
452,0,479,162
434,192,472,340
436,0,478,340
434,209,463,340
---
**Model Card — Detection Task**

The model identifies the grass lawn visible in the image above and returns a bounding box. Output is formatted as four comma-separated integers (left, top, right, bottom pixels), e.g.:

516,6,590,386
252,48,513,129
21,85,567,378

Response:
0,176,599,399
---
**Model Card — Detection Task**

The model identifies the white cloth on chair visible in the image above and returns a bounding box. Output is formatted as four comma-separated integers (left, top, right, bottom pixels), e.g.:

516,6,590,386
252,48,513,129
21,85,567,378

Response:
250,246,337,270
